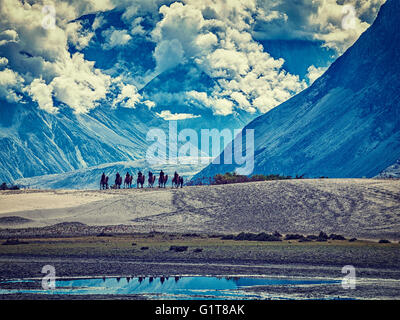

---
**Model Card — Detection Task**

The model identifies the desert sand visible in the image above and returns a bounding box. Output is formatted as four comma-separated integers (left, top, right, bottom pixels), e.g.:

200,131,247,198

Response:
0,179,399,240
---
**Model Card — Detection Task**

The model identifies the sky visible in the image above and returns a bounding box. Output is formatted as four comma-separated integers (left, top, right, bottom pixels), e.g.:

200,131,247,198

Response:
0,0,385,118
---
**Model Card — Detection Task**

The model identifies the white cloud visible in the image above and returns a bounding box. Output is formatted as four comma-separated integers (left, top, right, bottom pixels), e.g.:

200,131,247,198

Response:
150,0,308,115
187,90,234,116
0,56,8,67
50,53,111,113
306,65,328,84
112,83,141,109
153,39,185,74
143,100,156,109
102,27,132,49
26,78,57,114
0,0,386,118
156,110,200,120
0,0,119,113
92,15,106,31
0,68,24,103
66,21,94,50
0,29,19,46
254,0,385,54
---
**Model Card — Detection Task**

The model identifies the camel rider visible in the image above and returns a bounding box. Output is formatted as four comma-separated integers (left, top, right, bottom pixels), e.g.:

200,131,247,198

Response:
160,170,164,180
149,171,153,178
101,172,106,182
116,172,120,181
138,171,142,177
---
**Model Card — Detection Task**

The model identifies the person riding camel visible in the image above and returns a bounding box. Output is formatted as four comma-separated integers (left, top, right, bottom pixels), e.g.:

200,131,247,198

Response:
101,172,106,182
149,171,153,178
138,171,142,177
160,170,164,180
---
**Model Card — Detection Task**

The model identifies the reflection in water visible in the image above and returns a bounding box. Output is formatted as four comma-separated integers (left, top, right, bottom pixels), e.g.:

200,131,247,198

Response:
0,276,340,300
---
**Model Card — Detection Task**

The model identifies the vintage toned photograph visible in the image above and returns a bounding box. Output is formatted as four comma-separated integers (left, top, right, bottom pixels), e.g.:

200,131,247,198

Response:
0,0,399,304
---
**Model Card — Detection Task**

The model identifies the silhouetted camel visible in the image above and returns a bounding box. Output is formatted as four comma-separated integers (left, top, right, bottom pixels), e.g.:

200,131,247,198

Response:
148,174,156,188
124,173,132,188
158,174,168,188
137,173,145,188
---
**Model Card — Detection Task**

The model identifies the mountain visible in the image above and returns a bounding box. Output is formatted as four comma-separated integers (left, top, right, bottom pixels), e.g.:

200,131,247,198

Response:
0,100,164,183
195,0,400,180
375,159,400,179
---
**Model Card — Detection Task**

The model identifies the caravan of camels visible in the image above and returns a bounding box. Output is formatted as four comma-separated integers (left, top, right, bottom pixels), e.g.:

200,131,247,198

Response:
100,170,184,190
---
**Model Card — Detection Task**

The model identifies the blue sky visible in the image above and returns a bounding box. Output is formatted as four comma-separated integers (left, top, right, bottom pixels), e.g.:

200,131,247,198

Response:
0,0,385,118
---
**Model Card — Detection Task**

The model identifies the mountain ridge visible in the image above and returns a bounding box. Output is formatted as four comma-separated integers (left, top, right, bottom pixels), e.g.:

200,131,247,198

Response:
194,0,400,180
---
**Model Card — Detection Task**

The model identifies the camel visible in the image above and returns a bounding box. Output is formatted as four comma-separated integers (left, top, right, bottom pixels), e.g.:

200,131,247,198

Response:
158,174,168,188
115,173,122,189
172,172,183,188
100,174,109,190
124,173,133,188
137,173,145,188
148,173,156,188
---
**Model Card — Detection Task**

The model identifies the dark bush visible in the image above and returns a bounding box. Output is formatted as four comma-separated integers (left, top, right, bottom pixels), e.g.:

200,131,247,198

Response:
212,172,292,185
348,238,357,242
234,232,257,241
284,234,304,240
329,234,346,240
193,248,203,253
221,234,235,240
96,232,113,237
273,231,282,238
379,239,391,244
253,232,281,242
182,233,199,237
170,246,188,252
140,246,149,250
232,232,282,242
318,231,329,240
306,235,319,240
2,239,29,245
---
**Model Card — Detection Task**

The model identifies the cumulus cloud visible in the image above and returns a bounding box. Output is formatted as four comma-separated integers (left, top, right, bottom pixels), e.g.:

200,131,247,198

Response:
0,56,8,67
156,110,200,120
26,78,57,114
150,0,307,115
0,67,24,103
0,0,117,113
306,65,328,84
254,0,385,53
112,83,141,108
102,27,132,49
153,39,185,74
187,91,234,116
0,0,385,117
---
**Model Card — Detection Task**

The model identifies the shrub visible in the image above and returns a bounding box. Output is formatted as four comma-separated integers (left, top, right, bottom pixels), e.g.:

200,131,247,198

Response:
379,239,391,244
221,234,235,240
169,246,188,252
284,234,304,240
329,234,346,240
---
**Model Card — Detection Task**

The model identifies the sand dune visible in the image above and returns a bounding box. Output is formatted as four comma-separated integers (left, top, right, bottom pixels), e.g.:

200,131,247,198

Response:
0,179,399,240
